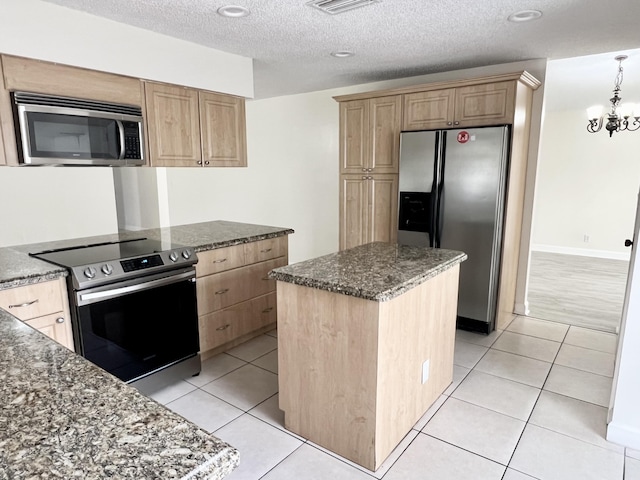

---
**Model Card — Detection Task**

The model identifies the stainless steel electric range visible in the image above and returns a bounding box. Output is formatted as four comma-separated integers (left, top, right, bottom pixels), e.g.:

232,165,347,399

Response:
31,238,201,383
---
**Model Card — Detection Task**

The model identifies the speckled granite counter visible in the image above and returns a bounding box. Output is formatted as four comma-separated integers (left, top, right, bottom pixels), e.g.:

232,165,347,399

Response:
0,220,293,290
0,308,239,479
269,242,466,301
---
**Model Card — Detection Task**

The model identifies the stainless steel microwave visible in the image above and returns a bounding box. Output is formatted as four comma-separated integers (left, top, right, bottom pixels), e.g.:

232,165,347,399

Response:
11,91,145,166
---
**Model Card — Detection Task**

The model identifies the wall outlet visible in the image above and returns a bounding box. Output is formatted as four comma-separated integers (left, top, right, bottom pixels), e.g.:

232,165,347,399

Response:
583,234,590,243
422,360,430,384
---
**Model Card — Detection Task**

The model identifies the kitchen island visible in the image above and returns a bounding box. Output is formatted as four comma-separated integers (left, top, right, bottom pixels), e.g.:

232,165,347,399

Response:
269,242,466,471
0,307,239,479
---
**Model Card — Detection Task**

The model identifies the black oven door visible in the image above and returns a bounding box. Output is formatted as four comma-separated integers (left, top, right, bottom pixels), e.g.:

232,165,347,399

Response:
74,268,199,383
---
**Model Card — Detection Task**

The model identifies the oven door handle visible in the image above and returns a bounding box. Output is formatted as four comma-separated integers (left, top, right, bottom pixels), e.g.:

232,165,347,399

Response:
77,270,195,305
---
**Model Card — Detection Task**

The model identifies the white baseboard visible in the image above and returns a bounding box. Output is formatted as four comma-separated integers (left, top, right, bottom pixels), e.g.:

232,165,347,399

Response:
514,302,529,316
531,244,630,261
606,421,640,450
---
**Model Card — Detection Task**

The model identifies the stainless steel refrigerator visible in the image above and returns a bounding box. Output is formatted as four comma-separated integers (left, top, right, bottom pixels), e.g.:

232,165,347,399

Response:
397,126,510,333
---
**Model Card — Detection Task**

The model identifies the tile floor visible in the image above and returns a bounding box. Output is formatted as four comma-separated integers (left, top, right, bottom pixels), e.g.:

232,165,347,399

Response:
137,317,640,480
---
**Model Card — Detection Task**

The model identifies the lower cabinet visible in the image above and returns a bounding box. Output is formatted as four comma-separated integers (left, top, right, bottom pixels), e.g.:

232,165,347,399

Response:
339,174,398,250
0,277,74,350
196,236,288,358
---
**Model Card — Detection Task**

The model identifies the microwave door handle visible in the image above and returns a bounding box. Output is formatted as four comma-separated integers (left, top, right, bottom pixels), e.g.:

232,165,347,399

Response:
116,120,125,159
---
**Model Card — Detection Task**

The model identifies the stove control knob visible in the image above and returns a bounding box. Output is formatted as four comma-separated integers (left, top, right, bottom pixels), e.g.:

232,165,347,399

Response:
84,267,97,279
169,251,179,262
101,264,114,275
182,249,192,260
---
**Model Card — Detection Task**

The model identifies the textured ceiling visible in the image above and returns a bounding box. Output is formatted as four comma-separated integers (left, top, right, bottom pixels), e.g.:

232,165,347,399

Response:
41,0,640,99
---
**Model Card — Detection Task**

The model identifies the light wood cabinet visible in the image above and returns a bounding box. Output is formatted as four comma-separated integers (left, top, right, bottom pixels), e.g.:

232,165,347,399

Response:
196,235,288,358
340,95,401,174
339,174,398,250
0,278,74,350
144,81,247,168
403,81,515,131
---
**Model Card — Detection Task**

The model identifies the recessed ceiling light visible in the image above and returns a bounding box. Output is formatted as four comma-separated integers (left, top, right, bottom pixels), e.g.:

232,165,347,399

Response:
331,51,354,58
217,5,250,18
508,9,542,22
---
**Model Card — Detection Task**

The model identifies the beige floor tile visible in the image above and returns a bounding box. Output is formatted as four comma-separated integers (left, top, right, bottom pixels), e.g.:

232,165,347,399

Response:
543,364,612,407
628,449,640,461
443,365,471,395
502,469,538,480
456,328,503,347
251,349,278,374
215,414,303,480
423,397,525,465
510,424,624,480
226,334,278,362
453,339,488,368
414,395,447,431
185,353,246,387
310,429,419,479
262,444,373,480
452,370,540,421
564,326,618,354
529,391,623,452
492,331,561,362
248,394,306,441
507,316,569,342
555,343,615,377
133,376,197,405
474,349,552,388
165,389,243,432
202,364,278,411
265,328,278,338
383,433,505,480
626,457,640,480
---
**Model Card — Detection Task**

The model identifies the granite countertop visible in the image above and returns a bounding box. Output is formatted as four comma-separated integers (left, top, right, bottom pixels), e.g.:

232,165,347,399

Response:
0,220,294,290
0,308,239,479
269,242,467,302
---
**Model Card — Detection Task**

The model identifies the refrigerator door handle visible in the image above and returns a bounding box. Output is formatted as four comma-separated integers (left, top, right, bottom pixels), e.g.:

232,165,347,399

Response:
435,131,447,248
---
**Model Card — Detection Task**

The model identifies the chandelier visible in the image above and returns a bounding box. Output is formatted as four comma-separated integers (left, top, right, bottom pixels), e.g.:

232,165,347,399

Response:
587,55,640,137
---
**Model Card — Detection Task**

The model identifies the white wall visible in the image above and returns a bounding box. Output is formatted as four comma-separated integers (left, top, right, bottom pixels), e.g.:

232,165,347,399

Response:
0,0,253,97
532,109,640,259
0,168,118,247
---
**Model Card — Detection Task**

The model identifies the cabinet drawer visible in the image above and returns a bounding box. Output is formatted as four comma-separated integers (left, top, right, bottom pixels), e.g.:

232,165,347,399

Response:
24,311,74,351
199,292,276,352
196,245,245,277
0,279,65,320
244,236,287,265
197,257,286,315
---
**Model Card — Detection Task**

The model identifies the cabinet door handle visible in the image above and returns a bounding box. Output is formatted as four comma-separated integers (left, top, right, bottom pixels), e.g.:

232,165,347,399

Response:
213,258,227,264
8,299,38,309
215,288,229,295
447,121,453,126
362,176,367,180
454,121,460,125
262,307,274,313
204,160,210,166
197,160,203,165
56,317,65,324
368,168,373,172
362,168,367,172
260,248,272,253
216,324,231,331
261,276,271,281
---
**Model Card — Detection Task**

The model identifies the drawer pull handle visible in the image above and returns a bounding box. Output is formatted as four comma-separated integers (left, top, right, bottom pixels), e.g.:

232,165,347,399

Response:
261,276,271,281
260,248,272,253
213,258,227,264
8,299,39,309
216,324,231,331
215,288,229,295
56,317,65,324
262,307,274,313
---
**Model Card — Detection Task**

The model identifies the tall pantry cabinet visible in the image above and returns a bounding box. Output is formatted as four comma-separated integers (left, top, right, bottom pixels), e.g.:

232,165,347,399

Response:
335,72,540,331
339,95,401,250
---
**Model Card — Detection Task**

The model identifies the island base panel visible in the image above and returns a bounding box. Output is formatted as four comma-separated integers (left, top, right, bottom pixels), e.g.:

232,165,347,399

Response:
276,264,459,471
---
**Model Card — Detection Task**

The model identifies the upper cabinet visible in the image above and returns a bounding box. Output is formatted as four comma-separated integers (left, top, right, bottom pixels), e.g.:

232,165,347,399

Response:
144,81,247,168
403,81,516,131
340,95,401,174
